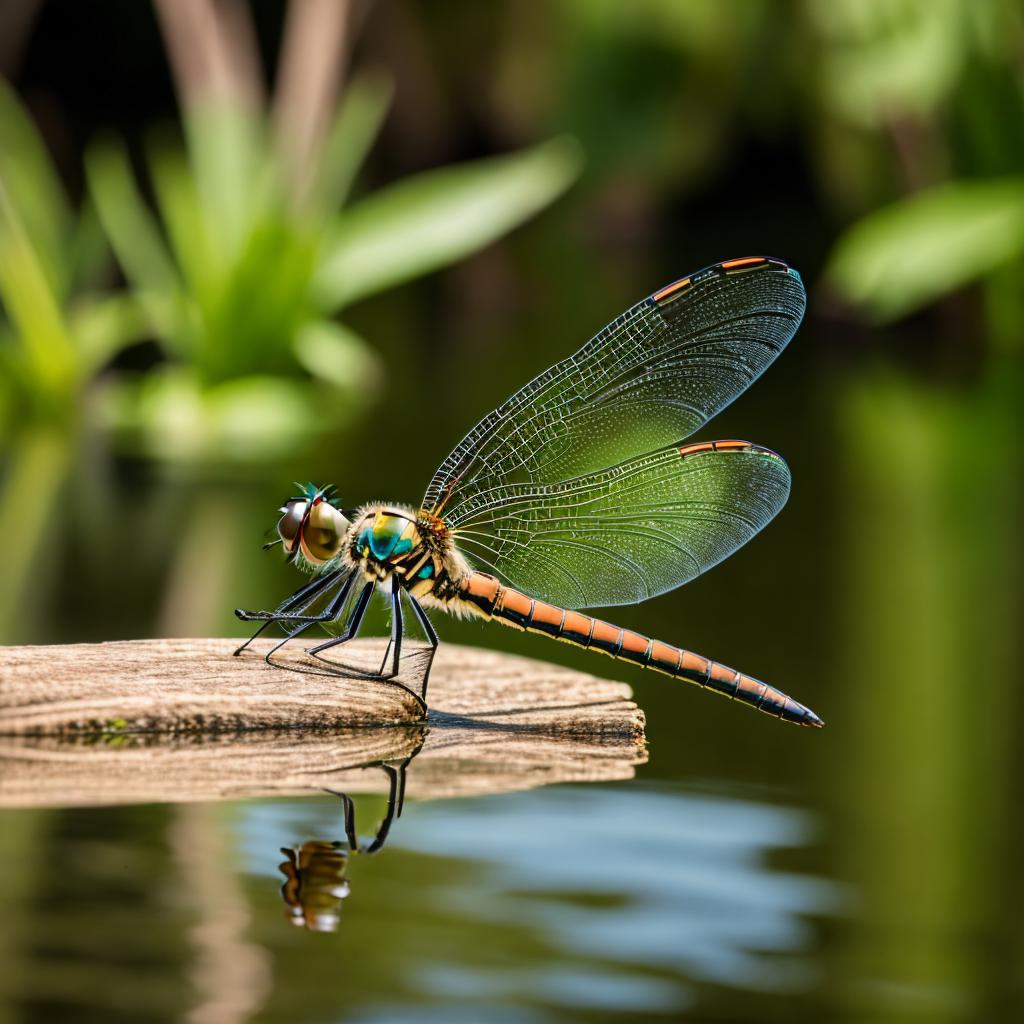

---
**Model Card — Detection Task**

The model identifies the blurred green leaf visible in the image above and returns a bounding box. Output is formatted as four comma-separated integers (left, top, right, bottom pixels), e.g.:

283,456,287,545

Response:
84,86,580,462
69,294,149,376
0,182,77,397
0,428,71,633
197,217,318,384
68,199,113,294
0,91,143,431
86,140,179,296
293,319,382,393
202,375,321,459
312,136,584,308
101,367,337,464
0,79,73,300
148,146,215,304
826,177,1024,321
304,73,393,217
811,0,965,128
184,107,273,264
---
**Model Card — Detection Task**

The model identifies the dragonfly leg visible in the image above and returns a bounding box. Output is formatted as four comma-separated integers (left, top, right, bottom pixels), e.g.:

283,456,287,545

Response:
320,756,408,855
359,761,407,854
306,581,375,660
378,581,404,678
263,573,358,667
394,755,409,818
320,789,360,849
233,569,343,655
405,591,439,702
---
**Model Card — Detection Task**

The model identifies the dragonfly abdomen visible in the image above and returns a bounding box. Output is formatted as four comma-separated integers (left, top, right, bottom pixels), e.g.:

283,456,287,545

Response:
459,571,823,728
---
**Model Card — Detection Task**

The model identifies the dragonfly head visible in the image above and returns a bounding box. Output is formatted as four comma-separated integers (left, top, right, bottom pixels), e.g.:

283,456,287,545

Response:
276,483,351,567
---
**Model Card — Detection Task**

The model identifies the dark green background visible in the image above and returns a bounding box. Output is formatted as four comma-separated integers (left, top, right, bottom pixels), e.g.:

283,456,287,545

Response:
2,2,1022,1021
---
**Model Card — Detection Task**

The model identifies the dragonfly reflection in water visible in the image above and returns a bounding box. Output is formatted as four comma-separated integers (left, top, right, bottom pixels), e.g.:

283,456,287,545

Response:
237,257,821,727
280,757,412,932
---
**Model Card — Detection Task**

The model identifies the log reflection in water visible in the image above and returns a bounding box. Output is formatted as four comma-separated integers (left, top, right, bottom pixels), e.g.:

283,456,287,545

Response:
0,640,647,808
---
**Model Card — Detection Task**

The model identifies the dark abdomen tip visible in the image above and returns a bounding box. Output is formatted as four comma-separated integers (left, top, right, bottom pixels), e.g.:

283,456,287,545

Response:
784,698,825,728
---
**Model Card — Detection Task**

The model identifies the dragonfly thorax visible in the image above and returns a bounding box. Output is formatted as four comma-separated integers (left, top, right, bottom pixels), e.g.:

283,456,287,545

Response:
348,505,442,591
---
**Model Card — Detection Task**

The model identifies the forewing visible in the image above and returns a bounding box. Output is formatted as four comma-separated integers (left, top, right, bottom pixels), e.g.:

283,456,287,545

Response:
423,257,804,522
451,441,791,609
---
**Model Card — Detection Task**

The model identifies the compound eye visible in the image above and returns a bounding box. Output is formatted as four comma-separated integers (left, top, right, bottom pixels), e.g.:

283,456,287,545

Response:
277,500,308,550
299,501,349,564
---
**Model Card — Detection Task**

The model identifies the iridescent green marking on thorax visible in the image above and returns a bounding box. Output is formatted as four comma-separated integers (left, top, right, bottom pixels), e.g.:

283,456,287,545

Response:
358,511,418,562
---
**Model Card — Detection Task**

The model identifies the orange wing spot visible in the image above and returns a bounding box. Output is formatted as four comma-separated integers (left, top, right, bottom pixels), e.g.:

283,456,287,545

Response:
712,439,753,451
653,277,691,302
721,257,766,270
678,441,715,457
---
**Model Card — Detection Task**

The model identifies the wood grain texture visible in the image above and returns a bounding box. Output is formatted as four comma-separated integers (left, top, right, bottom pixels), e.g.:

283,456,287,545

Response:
0,638,647,807
0,637,644,736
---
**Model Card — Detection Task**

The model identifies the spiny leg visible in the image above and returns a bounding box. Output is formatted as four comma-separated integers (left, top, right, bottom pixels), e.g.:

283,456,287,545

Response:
406,590,439,702
234,568,342,655
306,581,375,663
263,572,358,666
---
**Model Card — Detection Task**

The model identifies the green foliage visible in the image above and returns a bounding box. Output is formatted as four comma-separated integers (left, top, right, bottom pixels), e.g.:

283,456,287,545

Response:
826,178,1024,322
807,0,1024,333
85,81,581,463
809,0,968,129
547,0,1024,338
0,81,136,429
313,137,582,308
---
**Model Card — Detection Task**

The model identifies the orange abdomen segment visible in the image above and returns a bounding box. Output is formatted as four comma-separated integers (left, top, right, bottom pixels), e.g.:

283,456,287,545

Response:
459,571,823,728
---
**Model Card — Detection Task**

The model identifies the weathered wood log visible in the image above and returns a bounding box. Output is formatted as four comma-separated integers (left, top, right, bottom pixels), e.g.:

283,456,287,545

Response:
0,638,644,736
0,638,647,806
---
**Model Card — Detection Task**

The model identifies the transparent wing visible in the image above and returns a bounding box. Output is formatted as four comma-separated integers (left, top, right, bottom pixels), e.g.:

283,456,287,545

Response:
423,257,805,523
452,441,791,610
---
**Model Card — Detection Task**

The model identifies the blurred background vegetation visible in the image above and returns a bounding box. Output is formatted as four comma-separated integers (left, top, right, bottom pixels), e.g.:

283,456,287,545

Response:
1,1,1023,1021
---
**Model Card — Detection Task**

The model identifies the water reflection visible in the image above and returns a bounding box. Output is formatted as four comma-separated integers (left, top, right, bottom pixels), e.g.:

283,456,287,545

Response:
280,841,352,932
280,759,412,933
0,666,834,1022
238,780,834,1019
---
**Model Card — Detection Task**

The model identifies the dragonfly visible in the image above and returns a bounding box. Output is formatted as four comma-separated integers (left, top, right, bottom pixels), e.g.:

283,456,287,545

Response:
236,256,822,727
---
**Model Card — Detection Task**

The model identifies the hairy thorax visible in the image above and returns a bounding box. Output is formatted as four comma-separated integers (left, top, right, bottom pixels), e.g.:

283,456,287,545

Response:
345,504,471,606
